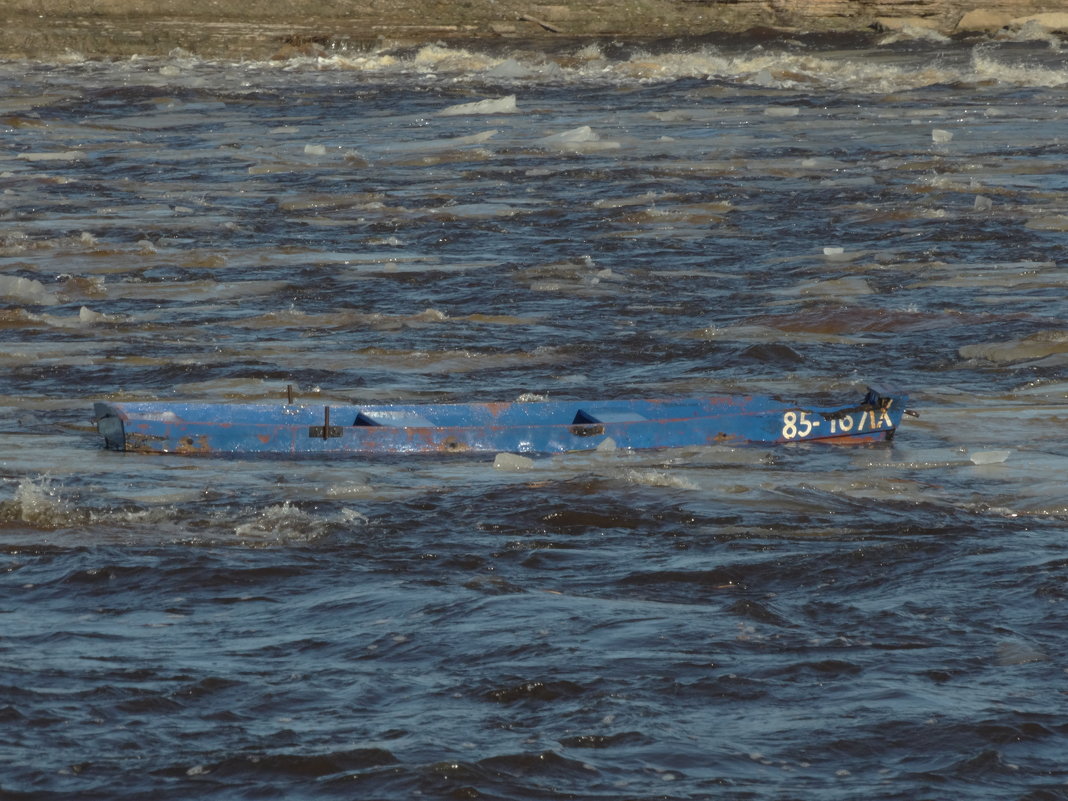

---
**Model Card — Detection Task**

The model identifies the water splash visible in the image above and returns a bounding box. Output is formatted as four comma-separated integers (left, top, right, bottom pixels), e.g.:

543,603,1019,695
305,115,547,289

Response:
0,477,80,530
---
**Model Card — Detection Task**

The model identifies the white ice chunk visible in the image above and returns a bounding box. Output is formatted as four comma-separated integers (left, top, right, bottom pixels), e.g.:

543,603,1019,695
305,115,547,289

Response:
781,276,874,298
974,195,994,211
450,130,498,145
1025,215,1068,232
0,275,61,305
541,125,599,144
970,450,1011,465
764,106,800,118
494,452,535,471
821,246,859,262
78,306,112,324
304,144,327,156
753,69,776,86
378,129,498,155
932,129,953,143
17,151,82,162
537,126,620,153
995,640,1048,666
438,95,517,116
485,60,533,80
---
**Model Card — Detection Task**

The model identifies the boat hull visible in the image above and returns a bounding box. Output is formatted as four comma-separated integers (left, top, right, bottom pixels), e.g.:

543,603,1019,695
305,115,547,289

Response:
93,387,907,456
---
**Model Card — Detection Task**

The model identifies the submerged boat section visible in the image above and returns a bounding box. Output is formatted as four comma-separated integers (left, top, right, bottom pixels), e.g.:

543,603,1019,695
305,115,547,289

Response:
93,386,908,456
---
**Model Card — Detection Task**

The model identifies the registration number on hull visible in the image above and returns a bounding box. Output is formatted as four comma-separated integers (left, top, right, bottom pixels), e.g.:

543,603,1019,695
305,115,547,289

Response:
781,407,894,441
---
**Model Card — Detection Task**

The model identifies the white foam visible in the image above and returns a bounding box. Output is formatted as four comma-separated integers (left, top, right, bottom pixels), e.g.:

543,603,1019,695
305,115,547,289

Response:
878,23,951,45
1,477,77,529
172,41,1068,93
623,469,697,490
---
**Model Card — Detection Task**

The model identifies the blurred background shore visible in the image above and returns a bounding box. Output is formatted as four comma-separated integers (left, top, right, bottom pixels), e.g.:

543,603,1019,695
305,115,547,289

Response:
2,0,1067,58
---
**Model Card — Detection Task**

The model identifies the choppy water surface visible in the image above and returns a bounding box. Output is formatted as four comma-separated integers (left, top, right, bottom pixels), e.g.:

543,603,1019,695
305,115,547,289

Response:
2,35,1068,799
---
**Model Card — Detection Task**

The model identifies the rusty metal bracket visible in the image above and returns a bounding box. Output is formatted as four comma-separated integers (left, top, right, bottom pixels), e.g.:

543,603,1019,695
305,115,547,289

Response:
309,405,342,439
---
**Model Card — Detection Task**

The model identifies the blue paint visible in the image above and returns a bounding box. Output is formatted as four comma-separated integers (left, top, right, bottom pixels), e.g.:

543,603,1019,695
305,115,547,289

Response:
94,387,907,455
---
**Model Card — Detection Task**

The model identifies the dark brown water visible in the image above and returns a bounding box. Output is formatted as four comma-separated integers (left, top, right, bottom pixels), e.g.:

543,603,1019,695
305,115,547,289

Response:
2,35,1068,799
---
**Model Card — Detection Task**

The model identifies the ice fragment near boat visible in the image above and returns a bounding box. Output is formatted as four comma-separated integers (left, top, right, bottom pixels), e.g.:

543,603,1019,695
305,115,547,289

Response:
438,95,517,116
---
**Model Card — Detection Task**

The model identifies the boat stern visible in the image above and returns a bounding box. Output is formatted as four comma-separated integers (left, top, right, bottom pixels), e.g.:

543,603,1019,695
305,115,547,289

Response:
94,402,127,451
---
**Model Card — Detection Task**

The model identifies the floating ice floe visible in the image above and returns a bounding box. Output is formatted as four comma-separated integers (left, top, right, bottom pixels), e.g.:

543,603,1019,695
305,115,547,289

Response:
484,59,534,80
821,246,860,262
17,151,82,162
537,125,620,153
1025,215,1068,231
932,128,954,144
78,306,114,324
494,452,535,471
0,275,61,305
394,129,499,154
959,330,1068,363
438,95,518,116
970,450,1011,465
780,276,875,299
994,639,1049,666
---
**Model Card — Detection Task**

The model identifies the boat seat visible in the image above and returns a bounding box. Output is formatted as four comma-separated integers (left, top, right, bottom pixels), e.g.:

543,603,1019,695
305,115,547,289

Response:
355,410,434,428
572,408,647,425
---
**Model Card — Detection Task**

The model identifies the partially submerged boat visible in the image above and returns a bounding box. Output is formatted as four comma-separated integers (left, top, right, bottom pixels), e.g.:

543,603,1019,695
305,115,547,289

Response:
93,385,907,456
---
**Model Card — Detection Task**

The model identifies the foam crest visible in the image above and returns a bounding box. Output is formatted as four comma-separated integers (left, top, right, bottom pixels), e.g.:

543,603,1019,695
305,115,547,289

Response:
971,47,1068,87
232,501,338,544
622,469,698,490
259,40,1068,92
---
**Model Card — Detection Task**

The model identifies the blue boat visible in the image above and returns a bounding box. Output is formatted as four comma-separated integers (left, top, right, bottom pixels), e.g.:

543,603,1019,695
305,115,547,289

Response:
93,386,907,456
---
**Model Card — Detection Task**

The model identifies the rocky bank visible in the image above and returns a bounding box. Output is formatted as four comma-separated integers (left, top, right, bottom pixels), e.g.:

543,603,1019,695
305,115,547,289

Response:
1,0,1066,58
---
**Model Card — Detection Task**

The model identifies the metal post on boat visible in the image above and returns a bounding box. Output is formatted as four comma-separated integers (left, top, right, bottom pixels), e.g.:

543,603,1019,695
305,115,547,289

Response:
286,384,294,404
323,405,330,440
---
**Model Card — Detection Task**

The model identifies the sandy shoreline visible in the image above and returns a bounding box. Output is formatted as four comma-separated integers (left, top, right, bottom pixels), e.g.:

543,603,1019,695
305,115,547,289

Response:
1,1,1066,58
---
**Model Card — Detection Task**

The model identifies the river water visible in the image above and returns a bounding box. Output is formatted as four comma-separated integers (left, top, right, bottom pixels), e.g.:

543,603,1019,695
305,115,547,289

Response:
2,32,1068,799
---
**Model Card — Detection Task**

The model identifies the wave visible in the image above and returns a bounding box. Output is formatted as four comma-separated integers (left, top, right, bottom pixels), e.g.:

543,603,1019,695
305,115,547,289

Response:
269,38,1059,92
23,37,1068,92
292,40,1068,92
